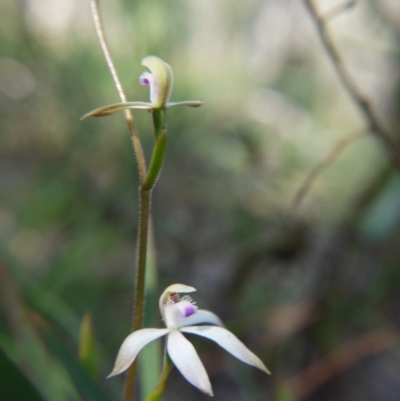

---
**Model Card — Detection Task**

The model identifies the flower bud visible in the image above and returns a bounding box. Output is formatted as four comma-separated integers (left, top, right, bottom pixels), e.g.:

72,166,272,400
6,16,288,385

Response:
140,56,174,108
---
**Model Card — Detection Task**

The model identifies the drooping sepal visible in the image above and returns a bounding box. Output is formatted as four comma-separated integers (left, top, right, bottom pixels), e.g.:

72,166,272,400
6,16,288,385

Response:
167,100,204,108
81,102,152,119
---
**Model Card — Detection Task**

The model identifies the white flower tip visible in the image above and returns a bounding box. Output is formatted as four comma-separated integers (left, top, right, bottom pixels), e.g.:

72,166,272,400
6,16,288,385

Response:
243,347,270,374
106,352,133,379
106,369,119,379
259,362,271,375
246,352,271,374
203,387,214,397
106,363,127,378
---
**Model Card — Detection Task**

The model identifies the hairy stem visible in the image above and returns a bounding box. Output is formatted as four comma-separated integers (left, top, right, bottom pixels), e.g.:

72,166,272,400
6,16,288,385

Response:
143,110,167,191
123,188,151,401
123,109,167,401
88,4,169,400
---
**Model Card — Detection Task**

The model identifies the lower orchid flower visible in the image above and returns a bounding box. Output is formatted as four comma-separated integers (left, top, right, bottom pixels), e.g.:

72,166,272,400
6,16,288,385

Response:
108,284,270,396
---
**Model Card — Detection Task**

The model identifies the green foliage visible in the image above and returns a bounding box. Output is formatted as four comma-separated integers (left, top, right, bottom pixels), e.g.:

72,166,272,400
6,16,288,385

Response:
1,0,400,400
0,348,46,401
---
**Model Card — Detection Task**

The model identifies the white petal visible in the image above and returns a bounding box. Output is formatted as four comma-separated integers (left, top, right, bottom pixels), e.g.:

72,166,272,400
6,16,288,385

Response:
164,302,184,329
108,328,169,377
167,330,213,396
180,309,223,328
162,283,197,296
180,326,270,374
159,284,196,321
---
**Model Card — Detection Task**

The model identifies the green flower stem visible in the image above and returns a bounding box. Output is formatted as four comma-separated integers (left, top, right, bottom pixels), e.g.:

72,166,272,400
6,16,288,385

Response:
152,109,166,139
142,355,173,401
123,109,167,401
142,134,167,191
143,109,167,192
123,187,150,401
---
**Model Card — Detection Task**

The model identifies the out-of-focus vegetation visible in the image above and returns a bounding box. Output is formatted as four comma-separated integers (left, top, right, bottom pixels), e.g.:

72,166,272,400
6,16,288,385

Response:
1,0,400,400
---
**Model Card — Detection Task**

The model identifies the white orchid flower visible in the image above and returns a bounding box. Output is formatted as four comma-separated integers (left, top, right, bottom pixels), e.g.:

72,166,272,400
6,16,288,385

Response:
108,284,270,396
81,56,203,119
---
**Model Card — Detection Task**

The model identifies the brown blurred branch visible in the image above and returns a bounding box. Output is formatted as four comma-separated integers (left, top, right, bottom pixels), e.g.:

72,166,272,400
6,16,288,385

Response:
285,327,399,400
89,0,147,184
303,0,400,167
291,129,366,210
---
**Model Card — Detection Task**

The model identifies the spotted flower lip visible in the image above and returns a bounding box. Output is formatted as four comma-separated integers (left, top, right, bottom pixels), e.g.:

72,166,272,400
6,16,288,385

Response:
108,283,270,396
81,56,203,119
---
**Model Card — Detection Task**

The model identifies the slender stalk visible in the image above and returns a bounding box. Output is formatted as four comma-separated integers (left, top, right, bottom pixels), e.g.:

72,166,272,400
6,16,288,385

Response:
89,0,147,183
142,355,173,401
88,3,155,399
123,109,168,401
123,188,151,401
88,4,170,400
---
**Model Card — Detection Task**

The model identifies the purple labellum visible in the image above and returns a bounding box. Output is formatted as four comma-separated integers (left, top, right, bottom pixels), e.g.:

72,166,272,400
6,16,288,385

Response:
182,304,197,318
139,73,150,86
179,299,198,318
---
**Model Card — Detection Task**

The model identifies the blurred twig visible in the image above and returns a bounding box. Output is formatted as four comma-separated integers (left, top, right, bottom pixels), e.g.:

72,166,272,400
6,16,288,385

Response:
285,327,399,400
303,0,400,167
291,129,366,210
89,0,147,183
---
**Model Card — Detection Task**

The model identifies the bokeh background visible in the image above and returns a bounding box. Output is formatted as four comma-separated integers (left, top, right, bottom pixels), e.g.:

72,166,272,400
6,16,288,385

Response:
1,0,400,400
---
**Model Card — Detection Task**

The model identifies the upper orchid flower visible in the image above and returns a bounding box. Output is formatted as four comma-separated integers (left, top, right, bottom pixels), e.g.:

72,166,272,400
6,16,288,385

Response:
108,284,270,396
81,56,203,119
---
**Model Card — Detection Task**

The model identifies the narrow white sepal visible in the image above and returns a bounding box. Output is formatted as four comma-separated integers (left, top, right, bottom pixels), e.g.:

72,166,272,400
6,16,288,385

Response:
81,102,153,119
181,326,270,374
180,309,224,328
167,100,204,108
108,328,169,378
163,283,197,295
167,330,213,396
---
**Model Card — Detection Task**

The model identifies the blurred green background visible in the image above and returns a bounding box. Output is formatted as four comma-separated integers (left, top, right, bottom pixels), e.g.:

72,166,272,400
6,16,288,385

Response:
1,0,400,400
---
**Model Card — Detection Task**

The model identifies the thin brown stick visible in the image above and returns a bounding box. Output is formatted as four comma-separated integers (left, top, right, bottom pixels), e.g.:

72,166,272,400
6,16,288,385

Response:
303,0,400,167
285,327,399,400
291,129,366,210
89,0,147,183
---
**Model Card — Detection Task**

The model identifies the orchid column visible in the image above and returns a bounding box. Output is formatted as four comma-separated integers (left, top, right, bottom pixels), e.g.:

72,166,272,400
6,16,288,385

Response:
82,56,203,401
